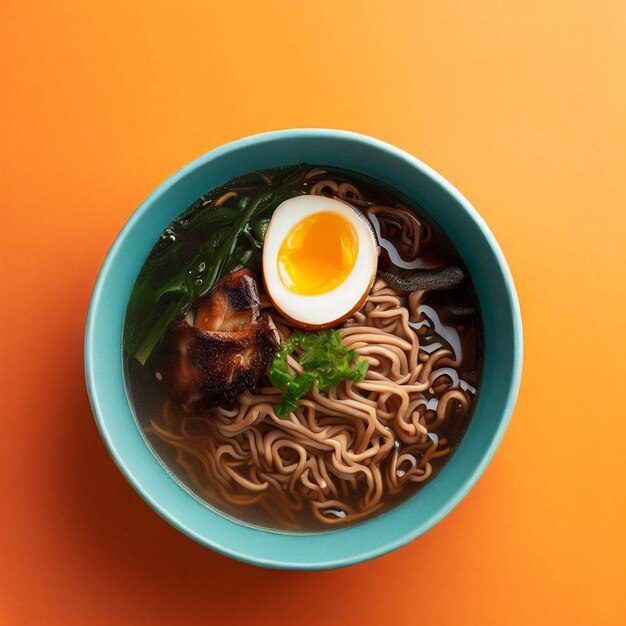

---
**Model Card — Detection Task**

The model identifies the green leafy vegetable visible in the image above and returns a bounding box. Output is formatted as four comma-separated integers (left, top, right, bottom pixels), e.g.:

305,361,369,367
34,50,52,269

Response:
267,330,369,417
125,165,309,365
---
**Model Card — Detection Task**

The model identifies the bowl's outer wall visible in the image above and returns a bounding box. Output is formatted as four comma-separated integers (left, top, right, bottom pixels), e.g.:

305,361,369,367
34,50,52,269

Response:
85,129,522,569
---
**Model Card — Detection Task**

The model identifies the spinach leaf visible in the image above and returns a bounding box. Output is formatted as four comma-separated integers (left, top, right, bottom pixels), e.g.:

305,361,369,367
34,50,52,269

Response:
126,166,308,365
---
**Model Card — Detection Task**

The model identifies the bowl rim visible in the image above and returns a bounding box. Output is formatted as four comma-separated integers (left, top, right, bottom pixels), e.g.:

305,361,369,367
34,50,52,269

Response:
85,128,523,569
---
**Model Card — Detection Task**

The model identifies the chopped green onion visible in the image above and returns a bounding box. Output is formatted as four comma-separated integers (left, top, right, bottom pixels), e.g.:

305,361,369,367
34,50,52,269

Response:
267,330,369,418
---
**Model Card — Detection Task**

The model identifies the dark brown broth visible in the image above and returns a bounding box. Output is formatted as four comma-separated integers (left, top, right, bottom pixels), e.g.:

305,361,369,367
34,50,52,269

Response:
124,165,483,533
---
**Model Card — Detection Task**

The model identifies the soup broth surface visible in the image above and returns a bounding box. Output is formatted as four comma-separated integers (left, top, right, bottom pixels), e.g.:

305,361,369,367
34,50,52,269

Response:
124,165,483,532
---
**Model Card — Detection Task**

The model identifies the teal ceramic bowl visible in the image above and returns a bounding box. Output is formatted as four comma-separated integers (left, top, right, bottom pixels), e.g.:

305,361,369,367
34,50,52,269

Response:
85,129,522,570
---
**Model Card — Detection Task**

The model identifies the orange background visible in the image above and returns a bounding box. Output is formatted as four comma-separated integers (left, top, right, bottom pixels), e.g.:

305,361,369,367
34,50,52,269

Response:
2,1,625,624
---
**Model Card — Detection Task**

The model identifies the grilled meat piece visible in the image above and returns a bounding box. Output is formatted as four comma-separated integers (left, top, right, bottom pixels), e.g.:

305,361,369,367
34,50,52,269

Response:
156,269,279,412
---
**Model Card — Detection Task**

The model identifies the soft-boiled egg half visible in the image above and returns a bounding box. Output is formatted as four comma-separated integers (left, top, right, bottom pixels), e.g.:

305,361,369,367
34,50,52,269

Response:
262,195,379,328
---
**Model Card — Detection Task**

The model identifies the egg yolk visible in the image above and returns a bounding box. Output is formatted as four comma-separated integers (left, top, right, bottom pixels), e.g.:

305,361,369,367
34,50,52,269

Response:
278,212,359,295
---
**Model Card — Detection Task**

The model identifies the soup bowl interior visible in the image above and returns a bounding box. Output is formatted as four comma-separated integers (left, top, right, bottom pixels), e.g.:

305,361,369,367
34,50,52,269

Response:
85,129,522,569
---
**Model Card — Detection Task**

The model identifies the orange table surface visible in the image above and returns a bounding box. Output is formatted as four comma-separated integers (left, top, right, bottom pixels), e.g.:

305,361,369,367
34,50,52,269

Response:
2,2,625,625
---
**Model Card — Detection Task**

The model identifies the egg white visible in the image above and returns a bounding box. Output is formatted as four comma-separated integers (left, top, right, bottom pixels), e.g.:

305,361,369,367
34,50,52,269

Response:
262,195,379,328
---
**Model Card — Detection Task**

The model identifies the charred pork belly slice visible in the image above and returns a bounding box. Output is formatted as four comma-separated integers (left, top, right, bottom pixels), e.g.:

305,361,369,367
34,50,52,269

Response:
156,269,279,412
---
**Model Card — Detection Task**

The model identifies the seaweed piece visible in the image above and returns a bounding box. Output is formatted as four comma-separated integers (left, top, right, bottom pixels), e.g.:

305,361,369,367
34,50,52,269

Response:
378,266,464,292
